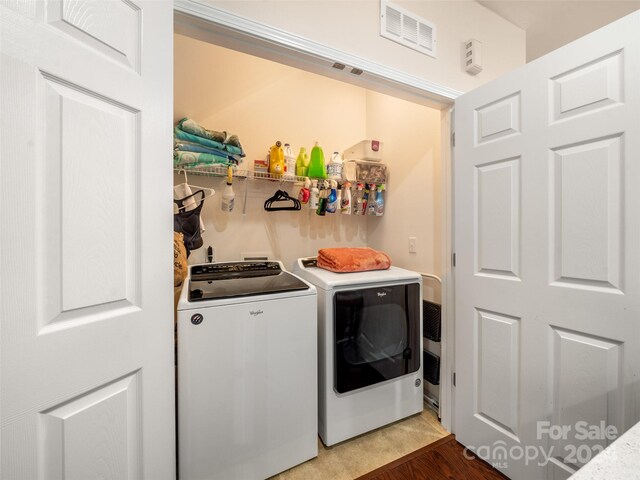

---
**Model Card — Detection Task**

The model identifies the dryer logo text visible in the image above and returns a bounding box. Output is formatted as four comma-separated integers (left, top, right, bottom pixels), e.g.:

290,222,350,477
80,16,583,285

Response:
250,310,264,316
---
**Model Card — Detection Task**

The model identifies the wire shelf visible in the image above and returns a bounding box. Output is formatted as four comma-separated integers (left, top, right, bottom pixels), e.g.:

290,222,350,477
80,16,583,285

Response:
174,164,307,183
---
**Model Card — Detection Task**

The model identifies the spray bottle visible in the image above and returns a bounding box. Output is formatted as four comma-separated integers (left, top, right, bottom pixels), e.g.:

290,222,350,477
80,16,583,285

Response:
326,180,338,213
375,184,385,216
298,178,311,204
309,179,319,210
367,184,377,215
221,167,235,212
361,184,370,215
316,181,329,216
355,183,364,216
341,182,352,215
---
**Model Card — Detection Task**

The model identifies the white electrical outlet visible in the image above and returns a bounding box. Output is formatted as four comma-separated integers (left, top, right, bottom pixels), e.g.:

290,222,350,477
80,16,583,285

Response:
409,236,417,253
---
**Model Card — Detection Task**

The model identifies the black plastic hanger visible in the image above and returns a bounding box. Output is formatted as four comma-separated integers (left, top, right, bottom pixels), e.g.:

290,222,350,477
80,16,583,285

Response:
264,189,301,211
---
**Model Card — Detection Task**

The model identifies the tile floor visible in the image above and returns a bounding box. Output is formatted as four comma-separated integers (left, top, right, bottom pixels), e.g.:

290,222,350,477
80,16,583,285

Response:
270,405,449,480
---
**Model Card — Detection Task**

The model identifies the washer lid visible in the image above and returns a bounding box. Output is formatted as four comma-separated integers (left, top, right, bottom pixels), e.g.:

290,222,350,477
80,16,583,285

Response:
188,261,310,301
293,258,421,290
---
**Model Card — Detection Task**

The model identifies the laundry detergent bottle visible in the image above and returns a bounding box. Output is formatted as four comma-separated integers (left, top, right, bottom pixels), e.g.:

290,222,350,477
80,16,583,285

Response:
327,151,343,181
308,142,327,179
284,143,295,178
269,141,285,177
295,147,309,177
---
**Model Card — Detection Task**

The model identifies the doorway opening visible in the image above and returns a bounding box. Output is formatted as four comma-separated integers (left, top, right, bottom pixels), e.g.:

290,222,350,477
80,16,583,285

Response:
172,0,455,443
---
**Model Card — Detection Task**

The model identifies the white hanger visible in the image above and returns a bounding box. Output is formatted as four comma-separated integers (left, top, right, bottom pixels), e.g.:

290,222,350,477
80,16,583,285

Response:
174,169,215,212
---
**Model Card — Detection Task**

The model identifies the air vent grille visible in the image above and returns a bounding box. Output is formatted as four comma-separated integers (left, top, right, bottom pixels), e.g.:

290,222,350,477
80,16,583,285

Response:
380,0,436,58
402,15,418,44
385,4,401,36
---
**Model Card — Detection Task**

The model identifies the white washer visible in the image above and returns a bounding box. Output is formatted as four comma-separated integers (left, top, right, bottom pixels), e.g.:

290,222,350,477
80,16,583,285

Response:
294,258,423,446
178,261,317,480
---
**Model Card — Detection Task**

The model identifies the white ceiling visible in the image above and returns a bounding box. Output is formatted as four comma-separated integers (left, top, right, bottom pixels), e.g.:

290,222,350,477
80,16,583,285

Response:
478,0,640,61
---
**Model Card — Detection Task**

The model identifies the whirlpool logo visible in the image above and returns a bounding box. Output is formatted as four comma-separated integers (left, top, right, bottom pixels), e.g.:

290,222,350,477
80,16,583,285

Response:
249,310,264,316
377,291,387,298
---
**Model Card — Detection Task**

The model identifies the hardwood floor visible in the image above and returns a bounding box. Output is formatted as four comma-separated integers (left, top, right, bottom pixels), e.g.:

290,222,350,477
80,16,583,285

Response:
356,434,509,480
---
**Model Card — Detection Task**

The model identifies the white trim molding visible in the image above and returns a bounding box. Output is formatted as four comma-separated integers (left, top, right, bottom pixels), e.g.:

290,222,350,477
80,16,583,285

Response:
173,0,462,105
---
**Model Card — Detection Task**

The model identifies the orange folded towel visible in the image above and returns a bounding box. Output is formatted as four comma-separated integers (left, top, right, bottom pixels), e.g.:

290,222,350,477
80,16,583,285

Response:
317,247,391,273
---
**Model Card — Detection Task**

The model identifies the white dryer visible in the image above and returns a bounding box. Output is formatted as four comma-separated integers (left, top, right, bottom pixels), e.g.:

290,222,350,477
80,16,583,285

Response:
177,261,317,480
294,258,423,446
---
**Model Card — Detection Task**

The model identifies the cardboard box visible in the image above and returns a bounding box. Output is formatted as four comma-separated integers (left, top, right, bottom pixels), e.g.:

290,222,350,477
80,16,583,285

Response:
254,159,269,172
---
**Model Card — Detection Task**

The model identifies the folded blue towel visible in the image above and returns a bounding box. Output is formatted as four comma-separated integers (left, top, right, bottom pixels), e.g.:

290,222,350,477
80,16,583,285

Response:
175,140,225,155
223,143,243,156
174,127,225,150
174,150,240,167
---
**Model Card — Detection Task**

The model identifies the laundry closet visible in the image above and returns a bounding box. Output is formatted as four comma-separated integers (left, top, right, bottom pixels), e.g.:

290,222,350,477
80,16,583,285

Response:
173,31,447,410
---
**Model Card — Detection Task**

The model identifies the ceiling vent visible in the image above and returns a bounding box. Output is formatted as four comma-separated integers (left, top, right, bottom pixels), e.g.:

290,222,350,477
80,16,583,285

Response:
380,0,436,58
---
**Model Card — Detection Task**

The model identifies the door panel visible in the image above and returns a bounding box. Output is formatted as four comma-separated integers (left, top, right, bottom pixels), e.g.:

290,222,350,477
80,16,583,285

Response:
46,0,142,72
0,2,174,479
455,11,640,480
476,309,521,440
476,157,521,278
40,373,141,480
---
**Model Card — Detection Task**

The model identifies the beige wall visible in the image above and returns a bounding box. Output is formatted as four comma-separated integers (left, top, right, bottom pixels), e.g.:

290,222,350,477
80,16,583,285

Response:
175,34,368,269
365,91,442,302
203,0,525,93
175,35,443,289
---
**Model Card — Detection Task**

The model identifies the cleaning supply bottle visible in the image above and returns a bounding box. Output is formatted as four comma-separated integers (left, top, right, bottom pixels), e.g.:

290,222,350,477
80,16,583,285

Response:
336,187,342,214
361,184,369,215
355,183,364,216
326,180,338,213
298,178,311,204
341,182,352,215
367,184,377,215
221,167,235,212
269,141,285,177
375,184,385,216
284,143,295,179
309,179,319,210
316,181,329,216
308,142,327,179
327,151,343,181
295,147,309,177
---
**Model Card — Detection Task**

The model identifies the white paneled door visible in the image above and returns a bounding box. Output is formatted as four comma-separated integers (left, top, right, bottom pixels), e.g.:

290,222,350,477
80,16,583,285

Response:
454,11,640,480
0,1,175,479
